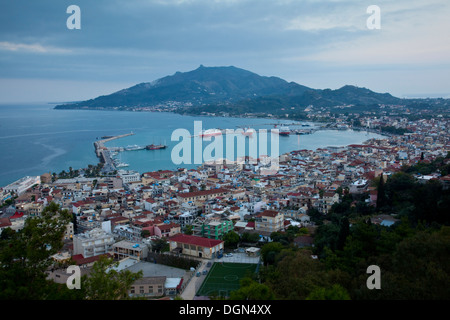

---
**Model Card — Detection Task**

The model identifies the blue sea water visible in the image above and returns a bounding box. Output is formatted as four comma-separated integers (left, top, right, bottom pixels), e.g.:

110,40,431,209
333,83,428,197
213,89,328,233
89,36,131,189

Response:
0,103,386,187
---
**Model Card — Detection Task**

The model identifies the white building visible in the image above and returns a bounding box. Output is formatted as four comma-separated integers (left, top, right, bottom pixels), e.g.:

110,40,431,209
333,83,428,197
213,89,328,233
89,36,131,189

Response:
73,228,115,258
4,176,40,195
349,179,369,194
118,170,141,184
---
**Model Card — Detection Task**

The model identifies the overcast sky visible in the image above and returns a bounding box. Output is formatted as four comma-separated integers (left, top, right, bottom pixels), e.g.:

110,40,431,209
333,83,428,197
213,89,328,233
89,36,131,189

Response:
1,0,449,103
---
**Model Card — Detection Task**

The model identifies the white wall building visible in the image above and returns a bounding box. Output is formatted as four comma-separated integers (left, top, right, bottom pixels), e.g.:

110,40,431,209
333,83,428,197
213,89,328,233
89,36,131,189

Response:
118,170,141,184
4,176,40,195
73,228,115,258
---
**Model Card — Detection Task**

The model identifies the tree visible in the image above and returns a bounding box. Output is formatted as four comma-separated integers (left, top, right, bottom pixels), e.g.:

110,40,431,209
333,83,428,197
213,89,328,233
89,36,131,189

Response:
376,173,387,210
223,231,239,249
241,232,260,243
72,213,78,234
184,225,193,235
151,238,168,252
260,242,284,265
229,277,275,300
306,284,351,300
0,202,72,299
82,255,143,300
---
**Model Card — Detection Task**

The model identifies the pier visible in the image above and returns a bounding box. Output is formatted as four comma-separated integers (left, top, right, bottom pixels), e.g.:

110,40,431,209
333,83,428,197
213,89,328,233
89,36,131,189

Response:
94,132,134,172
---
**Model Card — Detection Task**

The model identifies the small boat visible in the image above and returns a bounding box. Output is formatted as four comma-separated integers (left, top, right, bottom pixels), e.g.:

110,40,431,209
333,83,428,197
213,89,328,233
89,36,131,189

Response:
146,144,167,150
125,144,144,151
116,162,129,167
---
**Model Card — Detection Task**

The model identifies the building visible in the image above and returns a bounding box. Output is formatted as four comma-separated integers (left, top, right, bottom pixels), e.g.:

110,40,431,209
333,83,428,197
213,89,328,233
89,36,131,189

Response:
318,192,340,214
73,228,115,258
254,210,284,234
196,219,234,240
118,170,141,184
129,276,166,298
349,179,369,194
112,240,148,261
3,176,41,195
177,188,228,203
168,234,224,259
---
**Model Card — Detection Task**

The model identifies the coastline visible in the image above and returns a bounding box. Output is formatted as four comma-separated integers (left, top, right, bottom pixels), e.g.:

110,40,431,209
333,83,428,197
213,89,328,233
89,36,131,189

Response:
0,107,390,188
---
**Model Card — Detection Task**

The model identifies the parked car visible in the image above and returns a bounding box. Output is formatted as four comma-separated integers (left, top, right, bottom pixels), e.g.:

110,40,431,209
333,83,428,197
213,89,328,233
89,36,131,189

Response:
196,272,201,277
202,270,208,275
225,253,233,257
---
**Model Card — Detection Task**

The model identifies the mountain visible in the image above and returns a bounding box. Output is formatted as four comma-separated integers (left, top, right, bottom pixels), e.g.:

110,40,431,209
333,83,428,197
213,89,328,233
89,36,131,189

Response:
54,65,423,114
55,65,312,110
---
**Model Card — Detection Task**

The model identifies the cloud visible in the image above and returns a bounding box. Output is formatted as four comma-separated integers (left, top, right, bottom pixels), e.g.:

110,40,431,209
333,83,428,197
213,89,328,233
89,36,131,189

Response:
0,41,71,54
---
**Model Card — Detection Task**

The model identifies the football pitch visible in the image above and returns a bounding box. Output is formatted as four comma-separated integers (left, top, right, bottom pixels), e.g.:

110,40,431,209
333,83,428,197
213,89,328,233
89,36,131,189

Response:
196,262,257,297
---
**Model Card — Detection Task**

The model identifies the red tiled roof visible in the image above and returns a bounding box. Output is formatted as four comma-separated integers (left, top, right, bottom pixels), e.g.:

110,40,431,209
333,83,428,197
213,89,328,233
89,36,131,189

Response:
257,210,279,218
72,253,112,265
168,234,223,248
10,211,24,219
177,188,228,198
0,217,12,228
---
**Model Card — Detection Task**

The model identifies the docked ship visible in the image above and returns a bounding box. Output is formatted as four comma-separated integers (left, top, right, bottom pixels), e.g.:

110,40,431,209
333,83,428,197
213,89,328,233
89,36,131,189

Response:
198,129,222,138
146,144,167,150
274,126,290,136
241,128,254,136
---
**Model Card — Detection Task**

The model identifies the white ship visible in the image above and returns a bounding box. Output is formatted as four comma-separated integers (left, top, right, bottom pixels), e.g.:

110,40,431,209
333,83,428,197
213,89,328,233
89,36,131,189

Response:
199,129,222,138
116,162,129,168
125,144,144,151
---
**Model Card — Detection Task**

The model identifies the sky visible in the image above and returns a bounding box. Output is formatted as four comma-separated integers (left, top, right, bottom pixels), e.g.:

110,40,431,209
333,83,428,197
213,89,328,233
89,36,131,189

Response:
0,0,450,103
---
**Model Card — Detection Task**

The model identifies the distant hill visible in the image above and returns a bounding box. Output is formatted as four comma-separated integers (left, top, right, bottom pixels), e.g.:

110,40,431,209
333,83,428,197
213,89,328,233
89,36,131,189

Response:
54,65,444,114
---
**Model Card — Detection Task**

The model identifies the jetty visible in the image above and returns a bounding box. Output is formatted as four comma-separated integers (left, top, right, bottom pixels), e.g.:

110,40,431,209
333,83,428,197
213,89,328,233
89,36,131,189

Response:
94,132,134,172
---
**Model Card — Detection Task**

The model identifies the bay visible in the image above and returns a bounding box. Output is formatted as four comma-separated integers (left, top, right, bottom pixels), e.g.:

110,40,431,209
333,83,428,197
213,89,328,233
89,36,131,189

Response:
0,103,386,187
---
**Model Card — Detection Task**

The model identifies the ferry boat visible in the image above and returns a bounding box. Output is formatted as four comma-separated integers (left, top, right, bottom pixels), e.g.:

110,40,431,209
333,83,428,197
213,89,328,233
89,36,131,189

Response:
199,129,222,138
241,128,254,136
125,144,144,151
146,144,167,150
274,126,290,136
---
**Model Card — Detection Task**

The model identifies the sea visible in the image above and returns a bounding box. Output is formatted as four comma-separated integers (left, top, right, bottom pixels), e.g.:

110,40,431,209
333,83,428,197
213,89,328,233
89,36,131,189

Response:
0,103,387,187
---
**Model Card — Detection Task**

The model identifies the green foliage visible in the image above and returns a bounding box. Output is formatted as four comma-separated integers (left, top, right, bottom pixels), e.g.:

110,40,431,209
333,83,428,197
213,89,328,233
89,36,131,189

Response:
260,242,284,266
223,231,240,249
0,202,72,299
229,277,275,300
147,252,199,270
82,255,143,300
151,238,169,252
306,284,351,300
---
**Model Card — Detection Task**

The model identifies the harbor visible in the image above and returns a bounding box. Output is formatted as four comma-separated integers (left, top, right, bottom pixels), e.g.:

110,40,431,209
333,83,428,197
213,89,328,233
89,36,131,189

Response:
94,132,168,173
94,132,135,172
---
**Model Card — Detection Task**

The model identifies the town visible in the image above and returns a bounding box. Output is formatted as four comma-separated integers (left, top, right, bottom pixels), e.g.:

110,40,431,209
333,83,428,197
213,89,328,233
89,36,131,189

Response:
1,112,449,300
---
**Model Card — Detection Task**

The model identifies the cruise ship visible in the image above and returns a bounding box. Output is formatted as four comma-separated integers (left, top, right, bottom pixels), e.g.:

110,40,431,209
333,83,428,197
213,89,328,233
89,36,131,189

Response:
198,129,223,138
241,128,254,136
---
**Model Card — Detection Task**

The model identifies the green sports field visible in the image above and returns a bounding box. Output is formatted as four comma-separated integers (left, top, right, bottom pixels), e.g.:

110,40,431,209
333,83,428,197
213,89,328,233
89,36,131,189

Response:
196,262,257,297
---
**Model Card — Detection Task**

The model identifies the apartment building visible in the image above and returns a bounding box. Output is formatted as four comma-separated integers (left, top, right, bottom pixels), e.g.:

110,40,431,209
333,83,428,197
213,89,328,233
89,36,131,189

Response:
254,210,284,234
73,228,115,258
